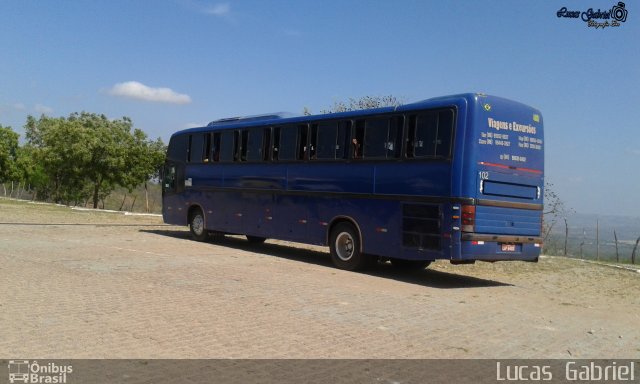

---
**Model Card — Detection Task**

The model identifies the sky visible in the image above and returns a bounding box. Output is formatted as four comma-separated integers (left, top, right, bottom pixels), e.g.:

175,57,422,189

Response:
0,0,638,216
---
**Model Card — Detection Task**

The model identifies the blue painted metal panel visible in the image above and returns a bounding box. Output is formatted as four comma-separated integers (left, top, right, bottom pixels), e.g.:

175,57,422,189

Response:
163,93,545,263
474,205,541,236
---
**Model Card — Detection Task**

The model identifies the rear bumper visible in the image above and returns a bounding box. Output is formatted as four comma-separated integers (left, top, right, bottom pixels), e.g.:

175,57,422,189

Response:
461,233,543,244
459,233,542,261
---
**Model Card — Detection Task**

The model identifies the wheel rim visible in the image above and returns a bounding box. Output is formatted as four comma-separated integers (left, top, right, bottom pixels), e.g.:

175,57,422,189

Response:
192,214,204,236
335,232,355,261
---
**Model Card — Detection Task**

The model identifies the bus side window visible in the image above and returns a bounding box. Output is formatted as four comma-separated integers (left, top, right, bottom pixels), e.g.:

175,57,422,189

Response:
212,132,221,162
233,130,240,161
410,109,454,159
167,134,189,162
316,122,337,160
246,128,264,162
163,163,176,190
388,116,404,158
363,117,388,159
272,127,280,160
353,121,365,159
188,133,205,163
406,115,417,158
415,111,438,157
220,131,235,162
435,109,454,158
278,126,297,161
309,124,317,160
203,133,212,163
187,135,192,162
262,128,271,161
337,121,350,159
240,130,249,161
297,124,309,160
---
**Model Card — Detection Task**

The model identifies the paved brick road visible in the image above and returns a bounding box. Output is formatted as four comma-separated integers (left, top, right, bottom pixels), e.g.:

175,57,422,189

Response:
1,201,638,358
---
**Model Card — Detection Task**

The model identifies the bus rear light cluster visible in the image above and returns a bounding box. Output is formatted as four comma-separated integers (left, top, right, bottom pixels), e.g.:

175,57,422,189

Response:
461,205,475,232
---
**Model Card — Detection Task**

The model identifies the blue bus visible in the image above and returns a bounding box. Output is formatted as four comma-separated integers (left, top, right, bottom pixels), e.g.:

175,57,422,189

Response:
162,93,544,271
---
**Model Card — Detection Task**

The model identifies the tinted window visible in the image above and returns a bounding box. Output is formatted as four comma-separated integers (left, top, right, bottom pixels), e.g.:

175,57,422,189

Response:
435,110,454,157
297,125,309,160
167,134,188,161
212,132,221,162
315,121,350,160
163,163,176,191
220,131,235,162
363,118,388,158
278,126,297,161
355,116,403,159
411,109,455,158
316,122,338,159
246,128,264,162
188,133,205,163
203,133,212,162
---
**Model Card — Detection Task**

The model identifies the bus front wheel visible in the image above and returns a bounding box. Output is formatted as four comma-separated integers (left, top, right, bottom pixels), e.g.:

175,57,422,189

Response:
189,208,208,242
329,223,370,271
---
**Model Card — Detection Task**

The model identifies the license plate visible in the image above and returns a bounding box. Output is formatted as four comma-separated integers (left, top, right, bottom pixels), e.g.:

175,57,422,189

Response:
501,244,516,252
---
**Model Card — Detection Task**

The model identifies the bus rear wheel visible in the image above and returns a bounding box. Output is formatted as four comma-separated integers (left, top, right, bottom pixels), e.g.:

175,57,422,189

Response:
189,208,208,242
329,223,371,271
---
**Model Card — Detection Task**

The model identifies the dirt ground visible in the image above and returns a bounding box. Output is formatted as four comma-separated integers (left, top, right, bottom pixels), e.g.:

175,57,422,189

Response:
1,198,639,359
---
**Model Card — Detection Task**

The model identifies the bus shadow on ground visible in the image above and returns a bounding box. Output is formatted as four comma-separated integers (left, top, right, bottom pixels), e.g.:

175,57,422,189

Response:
141,229,511,289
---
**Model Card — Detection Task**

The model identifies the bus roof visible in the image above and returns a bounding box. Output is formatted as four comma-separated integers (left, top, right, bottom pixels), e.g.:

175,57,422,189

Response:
173,93,534,137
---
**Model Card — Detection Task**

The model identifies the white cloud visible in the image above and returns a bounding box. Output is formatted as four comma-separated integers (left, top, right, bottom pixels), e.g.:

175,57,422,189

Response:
108,81,192,104
34,104,54,115
12,103,26,111
204,3,230,16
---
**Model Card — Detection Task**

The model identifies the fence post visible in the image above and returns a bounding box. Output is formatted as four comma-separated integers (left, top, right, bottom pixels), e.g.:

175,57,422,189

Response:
614,229,619,263
564,217,569,256
596,219,600,261
632,236,639,265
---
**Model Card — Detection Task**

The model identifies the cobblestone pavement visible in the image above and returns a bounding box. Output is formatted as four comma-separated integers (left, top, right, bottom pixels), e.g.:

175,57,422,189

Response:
1,201,639,358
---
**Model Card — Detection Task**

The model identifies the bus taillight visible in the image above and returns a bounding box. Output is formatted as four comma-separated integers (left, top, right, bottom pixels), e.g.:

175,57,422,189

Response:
461,205,475,232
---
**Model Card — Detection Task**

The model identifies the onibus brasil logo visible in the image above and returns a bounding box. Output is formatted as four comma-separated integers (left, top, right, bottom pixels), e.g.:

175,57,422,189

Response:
8,360,73,384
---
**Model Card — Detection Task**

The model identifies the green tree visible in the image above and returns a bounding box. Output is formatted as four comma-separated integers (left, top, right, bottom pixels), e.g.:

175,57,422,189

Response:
0,125,20,194
304,95,403,115
542,182,573,255
24,113,165,208
121,129,166,212
15,145,49,200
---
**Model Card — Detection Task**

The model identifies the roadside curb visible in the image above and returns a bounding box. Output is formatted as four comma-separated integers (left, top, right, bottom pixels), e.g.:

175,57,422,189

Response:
542,255,640,274
1,196,162,217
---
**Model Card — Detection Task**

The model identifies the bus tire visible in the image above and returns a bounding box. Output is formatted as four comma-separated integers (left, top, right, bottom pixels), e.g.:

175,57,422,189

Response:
246,235,266,244
390,258,431,270
329,223,370,271
189,208,208,242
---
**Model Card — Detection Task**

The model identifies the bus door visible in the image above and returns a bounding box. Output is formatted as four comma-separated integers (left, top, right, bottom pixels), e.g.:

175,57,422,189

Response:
162,161,186,225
